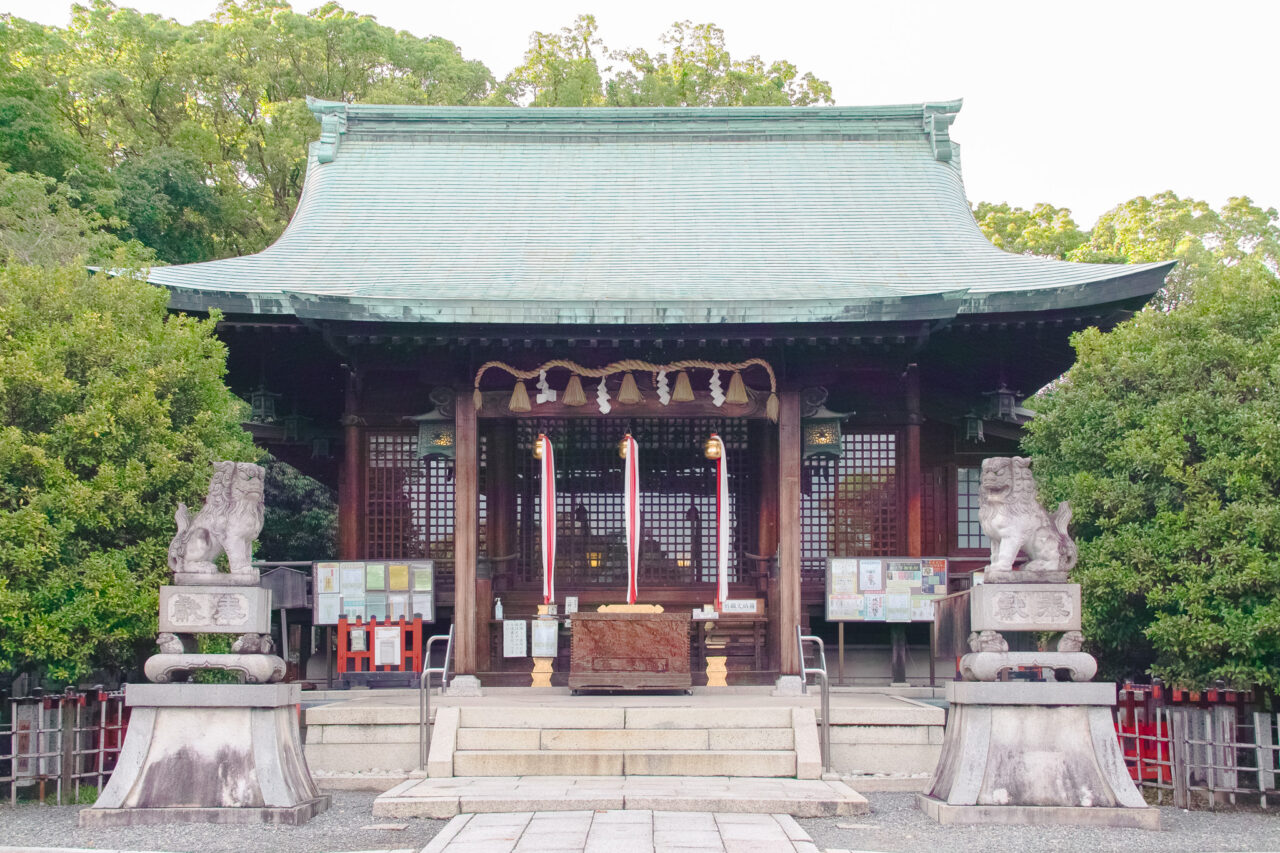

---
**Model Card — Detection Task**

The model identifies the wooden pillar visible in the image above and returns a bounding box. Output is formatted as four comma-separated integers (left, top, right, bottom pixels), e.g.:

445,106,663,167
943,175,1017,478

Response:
754,421,781,672
453,389,478,676
338,370,361,559
478,420,516,673
905,364,923,558
894,364,924,684
778,390,802,676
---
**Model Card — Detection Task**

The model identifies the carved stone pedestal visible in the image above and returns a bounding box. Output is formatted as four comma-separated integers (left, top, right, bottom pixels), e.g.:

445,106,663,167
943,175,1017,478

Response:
918,681,1158,829
79,684,329,826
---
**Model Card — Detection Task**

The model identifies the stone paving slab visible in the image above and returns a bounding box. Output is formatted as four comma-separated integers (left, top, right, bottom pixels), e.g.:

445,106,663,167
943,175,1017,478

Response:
421,810,821,853
374,775,868,820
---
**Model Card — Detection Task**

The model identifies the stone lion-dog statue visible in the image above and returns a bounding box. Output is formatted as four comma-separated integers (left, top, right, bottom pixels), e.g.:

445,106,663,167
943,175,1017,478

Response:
979,456,1076,583
168,460,266,585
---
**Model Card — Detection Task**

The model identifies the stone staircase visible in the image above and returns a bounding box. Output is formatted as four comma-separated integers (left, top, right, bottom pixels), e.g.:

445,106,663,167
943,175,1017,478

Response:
426,705,822,780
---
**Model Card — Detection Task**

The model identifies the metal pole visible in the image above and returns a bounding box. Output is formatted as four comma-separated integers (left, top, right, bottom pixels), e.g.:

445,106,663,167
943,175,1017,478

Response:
325,626,332,689
837,623,845,687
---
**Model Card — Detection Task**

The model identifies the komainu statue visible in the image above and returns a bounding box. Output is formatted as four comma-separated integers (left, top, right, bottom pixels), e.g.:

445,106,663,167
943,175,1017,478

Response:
168,461,266,585
979,456,1077,582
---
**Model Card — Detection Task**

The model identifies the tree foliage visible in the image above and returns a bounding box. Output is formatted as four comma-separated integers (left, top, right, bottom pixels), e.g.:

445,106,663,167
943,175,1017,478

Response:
258,454,337,562
1023,260,1280,689
972,202,1088,260
0,264,256,683
504,15,833,108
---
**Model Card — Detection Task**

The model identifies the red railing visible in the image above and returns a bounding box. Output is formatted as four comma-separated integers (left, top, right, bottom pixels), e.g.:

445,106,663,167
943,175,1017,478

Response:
336,616,425,677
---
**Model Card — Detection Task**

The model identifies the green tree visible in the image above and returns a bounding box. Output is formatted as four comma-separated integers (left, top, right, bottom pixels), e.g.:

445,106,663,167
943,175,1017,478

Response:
502,15,833,107
0,263,257,683
607,20,832,107
1023,261,1280,689
1071,193,1280,308
113,147,227,264
972,201,1088,260
501,14,606,106
258,454,337,562
0,166,150,267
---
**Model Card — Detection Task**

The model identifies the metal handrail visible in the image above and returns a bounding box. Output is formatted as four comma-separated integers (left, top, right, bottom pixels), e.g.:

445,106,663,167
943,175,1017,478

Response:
797,626,831,773
418,625,455,770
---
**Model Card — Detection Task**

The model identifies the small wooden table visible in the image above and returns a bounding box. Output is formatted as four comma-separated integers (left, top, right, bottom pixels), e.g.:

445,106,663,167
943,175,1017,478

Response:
568,612,692,692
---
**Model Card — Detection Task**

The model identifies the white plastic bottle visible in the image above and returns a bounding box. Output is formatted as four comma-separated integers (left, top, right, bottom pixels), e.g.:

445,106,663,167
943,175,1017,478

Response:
494,597,503,621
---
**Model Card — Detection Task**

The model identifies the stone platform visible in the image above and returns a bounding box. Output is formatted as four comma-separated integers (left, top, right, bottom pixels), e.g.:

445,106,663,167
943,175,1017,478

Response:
922,680,1158,829
374,775,869,819
80,683,329,826
303,687,944,786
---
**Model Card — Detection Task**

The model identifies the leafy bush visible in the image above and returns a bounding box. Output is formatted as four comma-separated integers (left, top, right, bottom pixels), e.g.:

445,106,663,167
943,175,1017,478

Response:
0,263,256,684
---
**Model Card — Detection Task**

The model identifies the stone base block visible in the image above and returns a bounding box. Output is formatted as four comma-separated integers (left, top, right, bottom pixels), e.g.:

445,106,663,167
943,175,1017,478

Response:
921,681,1156,828
446,675,483,696
772,675,804,696
78,797,331,827
144,653,285,684
917,795,1160,829
79,683,327,826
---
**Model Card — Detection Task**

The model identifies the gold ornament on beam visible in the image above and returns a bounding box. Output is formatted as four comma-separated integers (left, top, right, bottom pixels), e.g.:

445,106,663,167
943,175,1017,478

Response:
508,380,531,412
533,434,547,459
618,432,631,458
563,374,587,406
704,435,723,460
617,372,642,404
726,371,748,405
672,371,695,402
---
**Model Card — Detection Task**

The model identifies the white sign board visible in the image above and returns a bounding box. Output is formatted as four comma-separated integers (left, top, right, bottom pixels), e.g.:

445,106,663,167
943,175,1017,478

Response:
531,619,558,657
503,619,527,658
373,626,400,665
721,599,758,614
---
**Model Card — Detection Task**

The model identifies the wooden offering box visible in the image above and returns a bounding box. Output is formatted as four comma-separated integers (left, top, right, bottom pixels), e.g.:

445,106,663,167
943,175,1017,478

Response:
568,612,692,692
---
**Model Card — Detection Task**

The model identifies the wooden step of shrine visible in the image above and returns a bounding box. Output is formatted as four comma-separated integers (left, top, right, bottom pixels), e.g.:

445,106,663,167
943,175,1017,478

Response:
431,705,818,779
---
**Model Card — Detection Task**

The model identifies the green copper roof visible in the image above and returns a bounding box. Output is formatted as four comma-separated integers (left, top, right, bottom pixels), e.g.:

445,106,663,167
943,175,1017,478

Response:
149,98,1172,325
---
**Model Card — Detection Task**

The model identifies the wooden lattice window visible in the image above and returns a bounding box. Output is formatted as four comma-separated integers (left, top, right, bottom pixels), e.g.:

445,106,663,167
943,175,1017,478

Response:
801,430,903,588
956,466,989,551
363,429,485,590
512,418,757,589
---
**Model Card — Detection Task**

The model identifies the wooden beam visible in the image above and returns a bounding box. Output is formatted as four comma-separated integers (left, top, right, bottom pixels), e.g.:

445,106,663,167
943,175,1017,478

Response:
778,390,802,676
453,389,479,676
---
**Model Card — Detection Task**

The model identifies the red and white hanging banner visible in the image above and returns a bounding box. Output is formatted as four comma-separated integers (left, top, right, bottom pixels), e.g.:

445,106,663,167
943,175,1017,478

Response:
710,434,729,611
539,434,556,605
622,433,640,604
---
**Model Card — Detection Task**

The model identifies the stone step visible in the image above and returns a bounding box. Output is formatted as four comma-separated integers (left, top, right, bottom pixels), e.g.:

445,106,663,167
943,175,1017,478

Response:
372,775,871,819
452,749,796,778
454,727,795,752
455,705,794,730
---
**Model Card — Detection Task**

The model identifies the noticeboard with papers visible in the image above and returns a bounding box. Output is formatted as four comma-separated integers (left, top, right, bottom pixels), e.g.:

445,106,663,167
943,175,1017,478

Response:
312,560,435,625
825,557,948,623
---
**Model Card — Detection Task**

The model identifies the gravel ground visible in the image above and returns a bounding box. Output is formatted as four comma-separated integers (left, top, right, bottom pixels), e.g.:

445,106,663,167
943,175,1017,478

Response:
0,791,445,852
801,792,1280,853
0,790,1276,852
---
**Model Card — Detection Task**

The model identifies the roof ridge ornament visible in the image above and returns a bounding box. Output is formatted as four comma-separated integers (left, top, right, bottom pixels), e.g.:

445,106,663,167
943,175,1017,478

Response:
310,97,348,164
924,107,956,162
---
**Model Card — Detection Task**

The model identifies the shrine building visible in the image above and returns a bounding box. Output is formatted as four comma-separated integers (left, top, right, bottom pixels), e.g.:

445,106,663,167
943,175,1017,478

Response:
145,98,1172,687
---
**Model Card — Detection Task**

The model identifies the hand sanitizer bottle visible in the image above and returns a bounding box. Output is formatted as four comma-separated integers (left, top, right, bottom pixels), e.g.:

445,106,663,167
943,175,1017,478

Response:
494,597,503,621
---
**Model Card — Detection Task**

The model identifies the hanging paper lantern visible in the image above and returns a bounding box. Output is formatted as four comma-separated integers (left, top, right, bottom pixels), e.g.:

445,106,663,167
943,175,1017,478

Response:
726,371,748,405
618,372,642,404
508,380,531,412
563,374,587,406
673,371,694,402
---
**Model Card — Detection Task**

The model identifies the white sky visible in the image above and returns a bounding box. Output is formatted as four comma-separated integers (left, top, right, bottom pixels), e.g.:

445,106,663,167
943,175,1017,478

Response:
7,0,1276,227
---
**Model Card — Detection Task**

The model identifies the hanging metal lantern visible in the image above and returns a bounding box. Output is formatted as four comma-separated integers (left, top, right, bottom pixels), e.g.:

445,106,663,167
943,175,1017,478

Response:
406,410,455,460
963,410,985,443
985,384,1019,422
249,385,281,424
801,407,843,460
